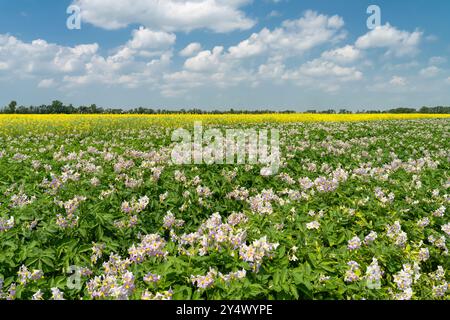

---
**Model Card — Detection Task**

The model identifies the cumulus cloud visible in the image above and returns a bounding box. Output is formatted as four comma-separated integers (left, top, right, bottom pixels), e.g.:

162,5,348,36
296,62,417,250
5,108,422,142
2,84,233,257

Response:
356,24,422,57
179,42,202,57
0,26,175,90
228,10,346,59
276,58,363,93
283,59,363,85
72,0,255,32
128,27,176,50
184,46,227,72
158,11,351,96
62,46,173,89
164,45,246,95
0,34,98,76
298,59,362,80
389,76,407,86
321,45,361,64
0,9,438,102
53,44,100,73
258,61,286,79
63,51,172,89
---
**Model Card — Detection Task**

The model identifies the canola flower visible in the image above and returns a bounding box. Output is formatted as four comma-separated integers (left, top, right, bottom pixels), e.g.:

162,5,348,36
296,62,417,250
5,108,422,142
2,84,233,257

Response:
1,113,450,131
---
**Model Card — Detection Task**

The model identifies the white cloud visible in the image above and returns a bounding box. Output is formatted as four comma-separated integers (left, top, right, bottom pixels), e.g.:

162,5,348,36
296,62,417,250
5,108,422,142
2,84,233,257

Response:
128,27,176,50
63,50,173,89
162,64,252,97
228,10,346,59
53,44,100,73
258,61,286,79
0,10,440,104
72,0,255,33
162,11,350,96
321,45,361,63
38,79,56,88
162,11,366,96
288,59,363,81
0,26,175,90
184,46,227,72
179,42,202,57
0,34,98,76
0,10,371,98
419,66,441,78
356,24,422,57
282,64,362,93
389,76,407,86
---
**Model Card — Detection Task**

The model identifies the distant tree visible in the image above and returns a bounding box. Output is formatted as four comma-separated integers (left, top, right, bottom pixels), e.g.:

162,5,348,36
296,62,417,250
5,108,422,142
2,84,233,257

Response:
49,100,64,114
78,106,89,114
7,101,17,114
67,104,76,114
17,105,30,114
1,100,449,115
89,104,102,114
419,106,430,114
387,107,416,114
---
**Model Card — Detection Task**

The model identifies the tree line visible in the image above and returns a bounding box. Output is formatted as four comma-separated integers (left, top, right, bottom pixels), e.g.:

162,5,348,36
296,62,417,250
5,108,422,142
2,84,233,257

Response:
2,100,450,115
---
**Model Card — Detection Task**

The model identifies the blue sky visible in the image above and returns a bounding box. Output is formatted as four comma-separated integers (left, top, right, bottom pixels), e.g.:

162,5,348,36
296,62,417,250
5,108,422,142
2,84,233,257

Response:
0,0,449,110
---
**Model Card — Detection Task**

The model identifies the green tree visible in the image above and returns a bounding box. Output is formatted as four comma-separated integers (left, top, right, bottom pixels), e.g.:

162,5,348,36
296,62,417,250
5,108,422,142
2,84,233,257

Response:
50,100,64,113
7,100,17,113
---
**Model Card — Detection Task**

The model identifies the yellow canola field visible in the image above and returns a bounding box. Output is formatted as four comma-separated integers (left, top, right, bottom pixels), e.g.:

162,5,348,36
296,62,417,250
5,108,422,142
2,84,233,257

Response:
0,114,449,132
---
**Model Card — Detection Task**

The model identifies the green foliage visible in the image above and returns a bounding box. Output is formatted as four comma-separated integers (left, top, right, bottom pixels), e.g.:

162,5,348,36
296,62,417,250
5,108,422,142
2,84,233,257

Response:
0,118,449,300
